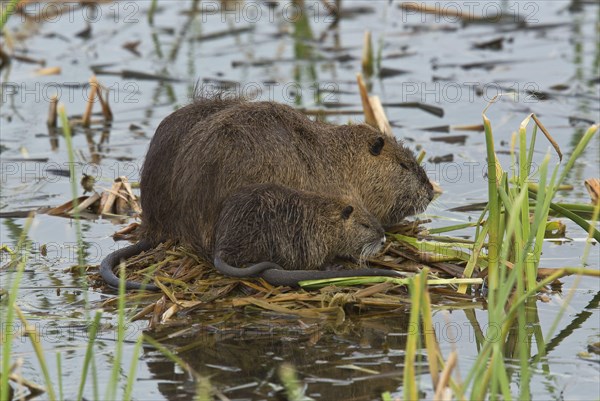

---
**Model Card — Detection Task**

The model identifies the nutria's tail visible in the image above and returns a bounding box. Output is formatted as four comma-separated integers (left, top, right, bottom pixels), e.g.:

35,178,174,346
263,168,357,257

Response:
100,240,159,291
213,256,402,287
213,256,283,277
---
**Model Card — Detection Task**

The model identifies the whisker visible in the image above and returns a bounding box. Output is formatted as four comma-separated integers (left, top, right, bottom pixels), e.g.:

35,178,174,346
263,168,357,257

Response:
358,244,369,268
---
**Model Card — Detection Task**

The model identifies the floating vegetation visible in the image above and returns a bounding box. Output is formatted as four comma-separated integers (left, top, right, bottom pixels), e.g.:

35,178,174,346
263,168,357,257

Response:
94,221,475,321
391,100,600,401
91,85,598,329
0,176,141,220
92,204,592,325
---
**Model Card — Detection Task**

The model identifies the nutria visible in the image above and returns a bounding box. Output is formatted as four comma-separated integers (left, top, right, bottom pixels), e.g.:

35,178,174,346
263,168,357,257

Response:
141,96,433,253
100,95,433,289
100,184,400,290
212,184,402,286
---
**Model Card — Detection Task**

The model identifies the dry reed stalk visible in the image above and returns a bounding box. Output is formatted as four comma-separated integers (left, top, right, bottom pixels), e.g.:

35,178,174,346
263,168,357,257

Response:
95,85,114,122
353,282,395,298
35,66,61,76
82,75,98,127
161,304,180,322
433,351,457,401
356,74,395,138
149,296,168,329
532,114,562,161
120,178,142,213
115,188,129,215
362,30,373,76
69,192,100,214
131,303,156,322
431,180,443,194
584,178,599,204
98,191,109,213
46,196,87,216
7,372,45,398
452,124,484,132
47,95,58,127
368,95,393,137
112,222,140,239
356,73,377,127
100,179,121,215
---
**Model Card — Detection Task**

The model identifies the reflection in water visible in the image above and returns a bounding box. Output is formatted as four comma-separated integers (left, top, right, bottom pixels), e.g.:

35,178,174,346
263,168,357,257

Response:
564,5,598,191
535,290,600,358
144,309,415,400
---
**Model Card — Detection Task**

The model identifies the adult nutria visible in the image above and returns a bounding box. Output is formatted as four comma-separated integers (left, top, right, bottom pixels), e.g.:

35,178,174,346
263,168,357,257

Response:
100,95,433,289
212,184,401,286
141,96,433,255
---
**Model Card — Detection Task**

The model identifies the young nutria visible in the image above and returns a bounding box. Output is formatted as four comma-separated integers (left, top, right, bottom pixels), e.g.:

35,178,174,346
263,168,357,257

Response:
100,95,433,289
100,184,399,290
212,184,401,286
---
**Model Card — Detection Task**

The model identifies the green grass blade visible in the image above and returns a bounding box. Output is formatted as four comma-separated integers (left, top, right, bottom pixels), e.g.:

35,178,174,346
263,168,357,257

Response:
56,353,63,401
557,125,598,187
105,263,128,400
427,222,480,234
0,0,19,31
482,114,500,308
493,347,512,401
458,222,488,293
546,201,600,241
123,335,144,401
76,310,103,401
518,116,532,272
1,215,34,401
58,105,85,269
403,270,426,401
526,124,538,176
15,307,57,401
148,0,158,25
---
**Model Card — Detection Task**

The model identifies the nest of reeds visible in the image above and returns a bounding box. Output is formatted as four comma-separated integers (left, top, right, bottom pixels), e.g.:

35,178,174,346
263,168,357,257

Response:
90,218,487,326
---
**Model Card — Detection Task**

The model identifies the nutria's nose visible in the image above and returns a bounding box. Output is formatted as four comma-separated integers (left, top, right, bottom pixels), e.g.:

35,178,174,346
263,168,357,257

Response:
380,235,386,246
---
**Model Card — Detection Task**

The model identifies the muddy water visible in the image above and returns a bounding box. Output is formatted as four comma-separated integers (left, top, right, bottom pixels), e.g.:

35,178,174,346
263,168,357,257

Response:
1,1,599,400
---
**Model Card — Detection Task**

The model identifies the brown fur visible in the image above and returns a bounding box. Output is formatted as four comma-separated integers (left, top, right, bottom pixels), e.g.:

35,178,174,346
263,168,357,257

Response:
214,184,385,270
140,96,433,260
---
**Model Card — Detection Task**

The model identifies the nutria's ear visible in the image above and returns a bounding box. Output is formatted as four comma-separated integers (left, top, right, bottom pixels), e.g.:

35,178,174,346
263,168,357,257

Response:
370,137,385,156
341,205,354,220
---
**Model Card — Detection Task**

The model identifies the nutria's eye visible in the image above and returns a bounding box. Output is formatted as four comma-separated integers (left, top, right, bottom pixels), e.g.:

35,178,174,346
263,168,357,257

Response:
400,162,409,170
370,137,385,156
341,205,354,220
360,223,370,229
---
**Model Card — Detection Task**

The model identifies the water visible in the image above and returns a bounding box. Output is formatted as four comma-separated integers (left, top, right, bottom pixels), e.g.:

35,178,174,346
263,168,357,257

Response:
1,1,599,399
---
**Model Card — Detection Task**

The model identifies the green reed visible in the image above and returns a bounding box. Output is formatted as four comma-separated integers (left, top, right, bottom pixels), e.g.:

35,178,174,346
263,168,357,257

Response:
0,218,143,400
397,101,598,400
0,0,19,31
459,106,598,400
1,216,35,401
